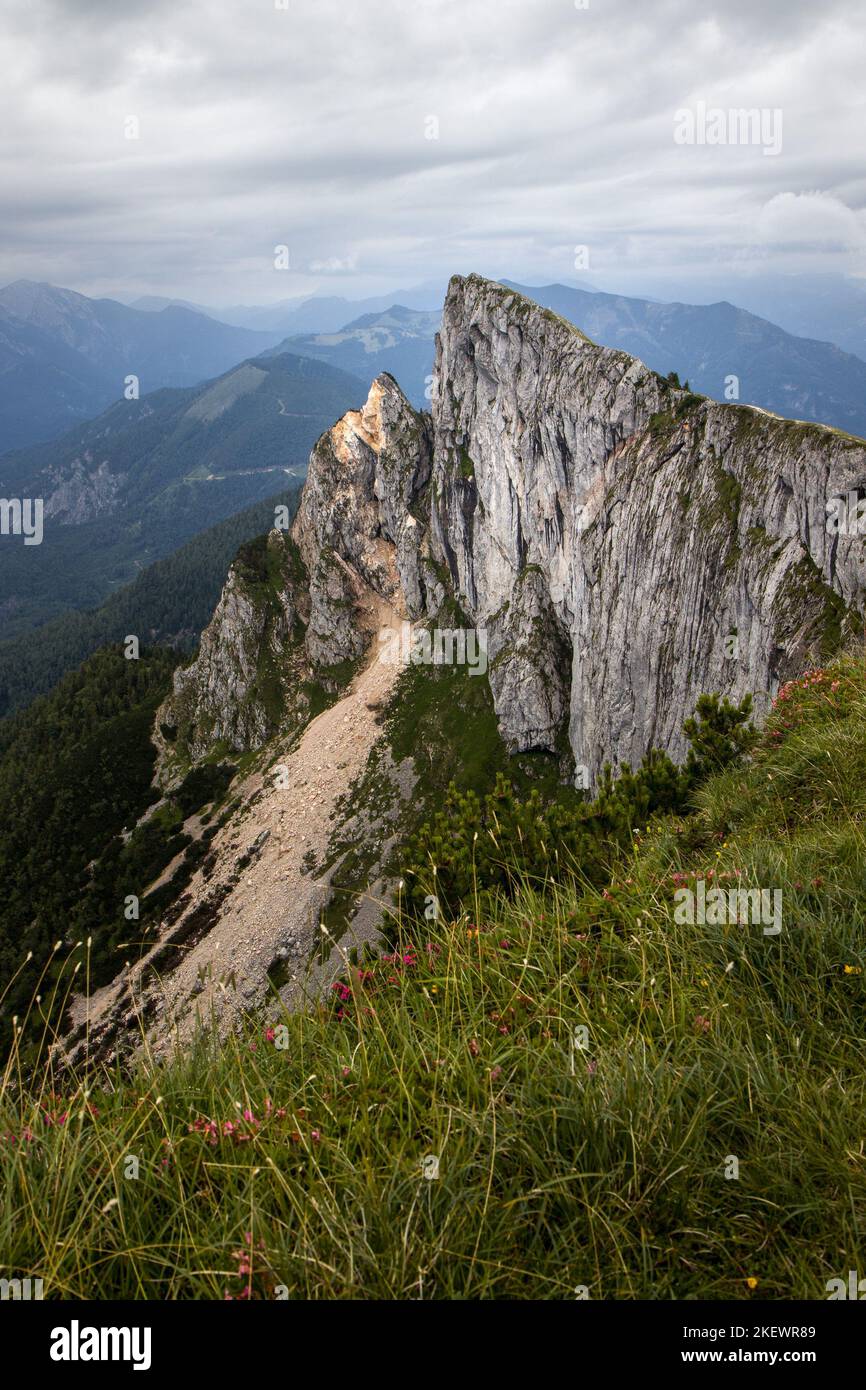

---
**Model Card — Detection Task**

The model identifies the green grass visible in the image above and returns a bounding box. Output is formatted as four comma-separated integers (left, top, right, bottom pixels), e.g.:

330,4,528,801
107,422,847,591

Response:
2,657,865,1299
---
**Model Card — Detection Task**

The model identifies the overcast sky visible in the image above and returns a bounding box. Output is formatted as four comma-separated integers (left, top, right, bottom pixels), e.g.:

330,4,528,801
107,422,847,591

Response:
1,0,864,307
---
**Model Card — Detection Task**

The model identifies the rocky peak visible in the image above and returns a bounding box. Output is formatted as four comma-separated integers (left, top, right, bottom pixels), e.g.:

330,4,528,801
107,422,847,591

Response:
291,371,437,668
157,374,437,767
423,274,866,777
164,273,866,784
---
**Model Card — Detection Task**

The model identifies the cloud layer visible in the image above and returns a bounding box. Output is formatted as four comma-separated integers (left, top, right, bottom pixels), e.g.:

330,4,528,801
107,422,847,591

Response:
1,0,864,305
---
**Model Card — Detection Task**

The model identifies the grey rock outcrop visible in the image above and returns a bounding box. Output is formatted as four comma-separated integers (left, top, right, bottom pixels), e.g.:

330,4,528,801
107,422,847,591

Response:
423,275,866,778
159,373,441,765
291,372,439,665
486,567,572,754
164,274,866,784
159,528,305,762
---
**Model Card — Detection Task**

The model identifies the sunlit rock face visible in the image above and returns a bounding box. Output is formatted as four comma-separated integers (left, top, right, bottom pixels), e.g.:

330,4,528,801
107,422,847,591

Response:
425,275,866,778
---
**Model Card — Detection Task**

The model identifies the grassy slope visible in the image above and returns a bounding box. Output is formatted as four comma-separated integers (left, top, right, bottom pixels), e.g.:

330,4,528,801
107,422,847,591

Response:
1,656,865,1299
317,654,581,942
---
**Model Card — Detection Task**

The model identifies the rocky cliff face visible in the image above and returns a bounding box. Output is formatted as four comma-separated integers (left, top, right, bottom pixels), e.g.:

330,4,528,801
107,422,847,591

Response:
167,274,866,785
158,529,308,764
292,373,439,667
425,275,865,777
67,273,866,1067
157,372,441,773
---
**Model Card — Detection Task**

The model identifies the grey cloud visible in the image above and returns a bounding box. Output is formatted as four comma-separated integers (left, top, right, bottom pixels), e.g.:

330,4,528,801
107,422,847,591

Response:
0,0,863,305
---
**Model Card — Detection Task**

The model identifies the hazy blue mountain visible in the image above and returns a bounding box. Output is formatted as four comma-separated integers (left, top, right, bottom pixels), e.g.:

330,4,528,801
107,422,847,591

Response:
0,351,365,639
718,273,866,362
145,280,447,337
126,294,217,317
269,305,442,407
0,304,113,450
503,281,866,439
0,281,283,449
606,271,866,362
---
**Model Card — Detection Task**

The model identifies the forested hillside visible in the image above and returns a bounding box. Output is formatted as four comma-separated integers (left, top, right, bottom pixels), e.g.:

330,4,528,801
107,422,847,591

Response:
0,648,182,1053
0,352,363,639
0,485,300,717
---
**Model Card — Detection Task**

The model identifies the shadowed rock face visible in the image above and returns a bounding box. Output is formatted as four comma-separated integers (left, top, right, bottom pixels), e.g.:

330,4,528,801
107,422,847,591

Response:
160,529,304,762
168,274,866,784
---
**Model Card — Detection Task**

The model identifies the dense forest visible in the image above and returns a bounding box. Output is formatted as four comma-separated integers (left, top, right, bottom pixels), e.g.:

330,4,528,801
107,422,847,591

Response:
0,648,179,1049
0,484,300,716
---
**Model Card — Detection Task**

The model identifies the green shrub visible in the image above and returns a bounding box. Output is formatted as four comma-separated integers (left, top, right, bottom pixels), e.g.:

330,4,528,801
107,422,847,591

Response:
401,693,757,920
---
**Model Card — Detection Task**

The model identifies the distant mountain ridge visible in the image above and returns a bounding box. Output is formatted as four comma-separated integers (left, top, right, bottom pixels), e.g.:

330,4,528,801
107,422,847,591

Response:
129,280,446,336
270,305,442,407
250,280,866,438
502,280,866,439
0,281,283,450
10,275,866,452
0,350,366,639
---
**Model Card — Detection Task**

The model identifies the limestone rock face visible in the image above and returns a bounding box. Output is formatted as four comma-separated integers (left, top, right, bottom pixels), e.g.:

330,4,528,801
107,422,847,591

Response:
292,373,438,665
486,567,572,756
159,529,304,762
165,275,866,783
159,374,439,762
44,457,125,523
423,275,866,778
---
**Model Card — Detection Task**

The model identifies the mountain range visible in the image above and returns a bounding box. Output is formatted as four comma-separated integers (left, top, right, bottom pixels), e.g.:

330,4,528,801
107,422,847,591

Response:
0,350,365,639
0,281,284,450
4,269,866,683
265,281,866,439
6,273,866,463
269,305,442,407
128,280,447,336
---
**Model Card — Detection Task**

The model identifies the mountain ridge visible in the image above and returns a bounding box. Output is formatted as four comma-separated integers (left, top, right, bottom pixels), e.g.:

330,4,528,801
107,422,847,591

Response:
0,350,366,639
58,273,866,1065
0,280,284,450
502,278,866,439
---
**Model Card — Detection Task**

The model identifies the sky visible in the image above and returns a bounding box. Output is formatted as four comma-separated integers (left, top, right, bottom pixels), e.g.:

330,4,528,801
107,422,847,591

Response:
1,0,864,309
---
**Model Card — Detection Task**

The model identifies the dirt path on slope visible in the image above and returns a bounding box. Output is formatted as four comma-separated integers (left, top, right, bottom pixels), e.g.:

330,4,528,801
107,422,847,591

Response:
69,600,409,1061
